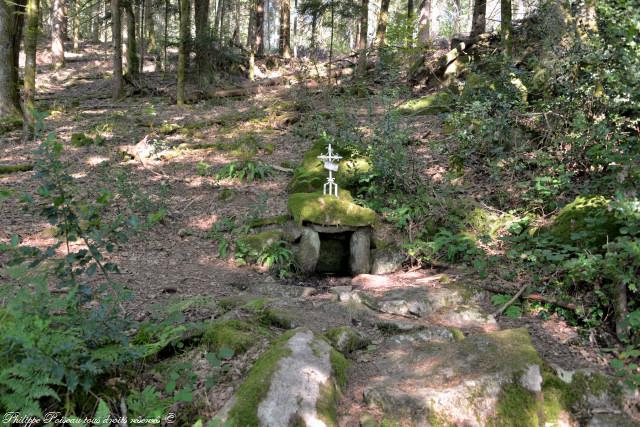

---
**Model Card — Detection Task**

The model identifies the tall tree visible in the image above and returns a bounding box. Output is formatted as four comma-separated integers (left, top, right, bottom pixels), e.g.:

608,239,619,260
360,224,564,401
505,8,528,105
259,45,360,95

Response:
374,0,390,47
279,0,291,57
111,0,124,98
176,0,189,105
500,0,511,54
416,0,430,45
72,0,80,50
255,0,265,56
51,0,65,68
471,0,486,37
357,0,368,73
194,0,210,78
0,0,25,119
124,0,139,79
22,0,40,138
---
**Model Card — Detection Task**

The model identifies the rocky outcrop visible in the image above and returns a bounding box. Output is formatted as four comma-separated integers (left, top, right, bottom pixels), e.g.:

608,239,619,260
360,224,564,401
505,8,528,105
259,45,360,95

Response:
221,329,348,427
363,328,543,426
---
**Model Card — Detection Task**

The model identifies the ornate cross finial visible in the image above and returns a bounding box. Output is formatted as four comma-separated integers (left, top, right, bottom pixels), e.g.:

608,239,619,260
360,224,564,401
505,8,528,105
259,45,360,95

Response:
318,143,342,197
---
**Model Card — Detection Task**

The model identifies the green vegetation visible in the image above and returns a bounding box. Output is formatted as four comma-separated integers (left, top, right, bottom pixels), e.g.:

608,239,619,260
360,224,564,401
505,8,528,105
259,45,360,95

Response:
288,191,376,226
202,320,265,354
0,163,33,174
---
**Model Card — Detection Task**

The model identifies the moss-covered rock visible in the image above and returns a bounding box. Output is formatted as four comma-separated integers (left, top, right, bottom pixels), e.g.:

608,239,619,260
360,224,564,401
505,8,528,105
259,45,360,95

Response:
223,329,345,427
288,141,371,193
202,320,266,354
288,191,376,227
546,195,621,248
395,91,455,115
325,326,370,354
238,230,284,253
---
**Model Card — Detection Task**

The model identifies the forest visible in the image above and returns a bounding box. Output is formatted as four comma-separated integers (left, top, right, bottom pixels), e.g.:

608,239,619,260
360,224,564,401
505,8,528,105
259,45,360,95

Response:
0,0,639,424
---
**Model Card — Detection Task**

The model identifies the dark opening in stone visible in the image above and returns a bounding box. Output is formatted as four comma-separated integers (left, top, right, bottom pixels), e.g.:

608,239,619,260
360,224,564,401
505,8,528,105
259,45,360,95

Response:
316,232,352,274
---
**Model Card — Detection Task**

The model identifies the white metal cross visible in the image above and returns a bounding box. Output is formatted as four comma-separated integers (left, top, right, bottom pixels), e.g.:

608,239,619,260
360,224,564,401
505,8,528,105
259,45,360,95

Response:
318,143,342,197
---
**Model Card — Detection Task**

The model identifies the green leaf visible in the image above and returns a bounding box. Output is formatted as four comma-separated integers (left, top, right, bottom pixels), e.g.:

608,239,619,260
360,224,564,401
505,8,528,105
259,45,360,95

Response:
218,347,235,360
94,399,111,422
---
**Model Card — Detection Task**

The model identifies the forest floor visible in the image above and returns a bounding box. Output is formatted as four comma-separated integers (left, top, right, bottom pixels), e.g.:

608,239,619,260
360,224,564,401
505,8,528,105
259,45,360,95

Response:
0,43,618,424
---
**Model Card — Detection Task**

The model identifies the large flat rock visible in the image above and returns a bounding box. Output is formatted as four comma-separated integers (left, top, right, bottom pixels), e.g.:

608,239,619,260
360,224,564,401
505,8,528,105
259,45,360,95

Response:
363,328,543,426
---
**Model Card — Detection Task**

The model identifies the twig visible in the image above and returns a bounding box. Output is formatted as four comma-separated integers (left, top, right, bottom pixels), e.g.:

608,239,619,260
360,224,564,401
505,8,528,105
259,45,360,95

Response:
269,164,293,173
478,283,578,311
492,283,528,317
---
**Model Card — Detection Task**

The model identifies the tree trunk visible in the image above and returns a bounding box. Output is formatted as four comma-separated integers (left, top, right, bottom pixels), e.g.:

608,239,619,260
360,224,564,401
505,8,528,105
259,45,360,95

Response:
407,0,413,19
357,0,368,74
375,0,390,47
91,0,100,42
177,0,189,105
163,0,168,71
417,0,430,45
125,1,139,79
255,0,264,56
233,0,240,44
471,0,486,37
279,0,291,57
614,281,628,338
139,0,145,73
111,0,124,99
247,0,255,47
265,0,270,51
500,0,511,54
194,0,210,79
22,0,39,139
292,0,297,57
72,0,80,50
51,0,65,68
0,0,25,119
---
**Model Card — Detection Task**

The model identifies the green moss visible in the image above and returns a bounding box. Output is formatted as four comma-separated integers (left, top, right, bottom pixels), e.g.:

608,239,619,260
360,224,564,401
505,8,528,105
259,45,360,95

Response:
202,320,261,354
239,230,284,253
226,330,296,426
0,116,22,135
259,307,293,329
396,92,455,115
493,383,541,427
449,328,465,341
316,378,339,427
329,348,349,389
288,191,376,227
288,141,371,193
246,214,291,228
546,195,621,248
218,188,237,201
482,328,543,370
71,132,100,147
463,208,515,238
158,123,182,134
0,164,33,174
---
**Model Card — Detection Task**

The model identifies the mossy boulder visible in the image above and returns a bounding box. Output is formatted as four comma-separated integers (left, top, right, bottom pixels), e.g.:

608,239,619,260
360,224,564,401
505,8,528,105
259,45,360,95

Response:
325,326,370,353
238,230,284,253
202,319,266,354
363,328,543,425
288,191,376,227
546,195,621,248
396,91,455,115
222,329,346,427
288,141,371,193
